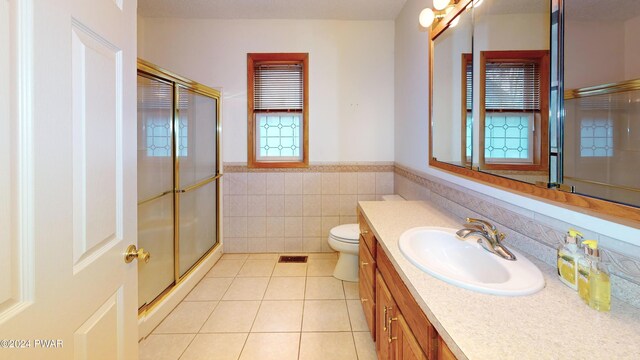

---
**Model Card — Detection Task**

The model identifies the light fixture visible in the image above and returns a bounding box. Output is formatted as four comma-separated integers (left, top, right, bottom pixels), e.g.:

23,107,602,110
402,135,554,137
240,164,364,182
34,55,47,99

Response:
419,8,435,28
418,0,461,28
433,0,451,11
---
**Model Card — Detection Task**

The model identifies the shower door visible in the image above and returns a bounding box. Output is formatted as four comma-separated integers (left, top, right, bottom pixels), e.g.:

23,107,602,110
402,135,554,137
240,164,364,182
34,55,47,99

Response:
175,86,219,277
137,74,177,309
137,60,221,311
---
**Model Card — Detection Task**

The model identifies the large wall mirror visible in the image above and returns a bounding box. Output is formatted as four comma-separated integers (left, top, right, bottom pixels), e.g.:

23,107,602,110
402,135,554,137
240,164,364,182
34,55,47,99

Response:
432,5,473,167
563,0,640,208
429,0,640,223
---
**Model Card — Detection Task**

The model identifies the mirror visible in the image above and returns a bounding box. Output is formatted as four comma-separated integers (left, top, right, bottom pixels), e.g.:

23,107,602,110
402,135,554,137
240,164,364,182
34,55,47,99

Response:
429,0,640,222
431,5,473,168
562,0,640,207
472,0,550,184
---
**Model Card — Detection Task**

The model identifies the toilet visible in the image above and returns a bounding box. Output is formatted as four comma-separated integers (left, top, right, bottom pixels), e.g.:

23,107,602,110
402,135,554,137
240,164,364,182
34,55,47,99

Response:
328,194,405,281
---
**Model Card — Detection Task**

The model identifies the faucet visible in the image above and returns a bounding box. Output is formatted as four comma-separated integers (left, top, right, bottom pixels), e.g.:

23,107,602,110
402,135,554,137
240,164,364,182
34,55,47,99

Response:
456,218,517,261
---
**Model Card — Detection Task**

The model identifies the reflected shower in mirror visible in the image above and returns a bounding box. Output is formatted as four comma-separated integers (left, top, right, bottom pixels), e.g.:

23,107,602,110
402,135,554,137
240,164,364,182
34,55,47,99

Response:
563,0,640,207
473,0,550,184
431,5,473,168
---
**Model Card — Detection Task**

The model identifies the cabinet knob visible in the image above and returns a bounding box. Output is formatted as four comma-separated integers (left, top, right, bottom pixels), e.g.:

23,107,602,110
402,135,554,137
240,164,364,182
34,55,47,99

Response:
361,230,369,235
360,298,369,303
360,261,369,267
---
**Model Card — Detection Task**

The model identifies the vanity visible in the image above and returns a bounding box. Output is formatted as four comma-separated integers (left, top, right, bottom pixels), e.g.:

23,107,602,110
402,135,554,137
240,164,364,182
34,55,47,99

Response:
358,201,640,360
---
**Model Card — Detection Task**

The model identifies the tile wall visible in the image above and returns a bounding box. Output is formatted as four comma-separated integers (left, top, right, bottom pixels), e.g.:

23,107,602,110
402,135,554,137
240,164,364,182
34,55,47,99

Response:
394,163,640,308
222,164,394,254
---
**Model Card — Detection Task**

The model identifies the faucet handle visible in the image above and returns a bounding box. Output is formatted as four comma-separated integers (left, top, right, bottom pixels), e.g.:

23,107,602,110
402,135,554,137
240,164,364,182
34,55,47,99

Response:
465,218,496,233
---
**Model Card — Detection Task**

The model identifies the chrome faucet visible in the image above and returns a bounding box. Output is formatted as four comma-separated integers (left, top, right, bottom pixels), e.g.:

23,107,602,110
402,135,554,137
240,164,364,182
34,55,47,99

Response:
456,218,517,261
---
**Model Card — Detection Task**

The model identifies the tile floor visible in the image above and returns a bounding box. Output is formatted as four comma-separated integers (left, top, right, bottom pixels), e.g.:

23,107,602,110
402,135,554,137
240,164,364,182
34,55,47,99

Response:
139,252,377,360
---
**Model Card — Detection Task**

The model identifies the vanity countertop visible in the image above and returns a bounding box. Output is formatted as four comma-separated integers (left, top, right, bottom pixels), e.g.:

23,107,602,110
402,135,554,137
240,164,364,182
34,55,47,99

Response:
358,200,640,360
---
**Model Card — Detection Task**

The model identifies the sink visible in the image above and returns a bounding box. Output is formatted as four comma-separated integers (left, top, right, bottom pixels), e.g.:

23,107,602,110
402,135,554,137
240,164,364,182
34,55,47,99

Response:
398,227,545,296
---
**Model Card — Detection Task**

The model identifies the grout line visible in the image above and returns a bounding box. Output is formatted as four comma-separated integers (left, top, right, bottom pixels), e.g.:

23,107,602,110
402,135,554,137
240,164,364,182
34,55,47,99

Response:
177,333,198,360
298,265,309,359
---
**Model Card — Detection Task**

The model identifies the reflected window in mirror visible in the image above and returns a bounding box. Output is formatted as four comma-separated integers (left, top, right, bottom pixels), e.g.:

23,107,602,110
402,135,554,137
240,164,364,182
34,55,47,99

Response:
462,53,473,166
479,50,549,171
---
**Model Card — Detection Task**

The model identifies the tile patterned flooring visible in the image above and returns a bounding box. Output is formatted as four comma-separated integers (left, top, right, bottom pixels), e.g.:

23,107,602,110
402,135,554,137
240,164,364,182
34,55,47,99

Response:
139,252,377,360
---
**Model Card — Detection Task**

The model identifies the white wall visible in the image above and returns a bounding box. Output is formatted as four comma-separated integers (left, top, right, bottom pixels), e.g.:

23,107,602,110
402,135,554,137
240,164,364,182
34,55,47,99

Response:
394,0,431,173
394,0,640,244
625,15,640,80
565,20,625,89
138,18,395,163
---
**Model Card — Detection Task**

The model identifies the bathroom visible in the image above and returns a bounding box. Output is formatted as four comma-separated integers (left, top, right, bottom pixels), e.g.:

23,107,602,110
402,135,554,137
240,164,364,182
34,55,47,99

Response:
1,0,639,359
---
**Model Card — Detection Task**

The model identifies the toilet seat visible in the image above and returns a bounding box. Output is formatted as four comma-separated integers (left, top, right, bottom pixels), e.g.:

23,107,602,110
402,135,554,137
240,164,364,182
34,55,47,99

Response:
329,224,360,243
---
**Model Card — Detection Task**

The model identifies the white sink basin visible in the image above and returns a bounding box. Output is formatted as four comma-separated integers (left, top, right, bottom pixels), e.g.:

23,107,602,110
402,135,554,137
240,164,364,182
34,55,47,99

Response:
398,227,545,296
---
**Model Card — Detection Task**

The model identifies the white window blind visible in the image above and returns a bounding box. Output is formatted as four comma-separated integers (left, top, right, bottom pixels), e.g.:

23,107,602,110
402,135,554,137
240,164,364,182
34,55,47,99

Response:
485,61,540,111
466,60,473,110
254,63,303,111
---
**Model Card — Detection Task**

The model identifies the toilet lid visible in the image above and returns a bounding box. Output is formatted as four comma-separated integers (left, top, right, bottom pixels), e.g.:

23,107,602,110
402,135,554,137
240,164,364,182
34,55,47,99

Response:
329,224,360,242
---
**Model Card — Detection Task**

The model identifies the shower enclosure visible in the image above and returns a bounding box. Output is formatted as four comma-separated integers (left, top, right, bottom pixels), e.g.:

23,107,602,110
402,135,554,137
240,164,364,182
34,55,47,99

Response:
136,59,221,312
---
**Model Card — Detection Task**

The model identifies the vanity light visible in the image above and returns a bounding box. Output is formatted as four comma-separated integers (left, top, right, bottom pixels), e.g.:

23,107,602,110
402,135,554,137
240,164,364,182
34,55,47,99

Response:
433,0,451,11
419,0,463,29
419,8,436,28
444,6,460,27
449,16,460,27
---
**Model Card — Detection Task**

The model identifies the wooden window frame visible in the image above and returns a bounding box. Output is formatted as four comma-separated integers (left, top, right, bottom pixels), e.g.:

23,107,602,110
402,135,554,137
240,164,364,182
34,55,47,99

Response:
247,53,309,168
478,50,549,171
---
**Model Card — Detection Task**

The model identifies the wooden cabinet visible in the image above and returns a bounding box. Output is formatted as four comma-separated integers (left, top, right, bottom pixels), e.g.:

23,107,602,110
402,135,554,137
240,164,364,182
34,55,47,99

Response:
358,212,458,360
437,337,456,360
397,313,428,360
358,211,376,339
376,272,396,359
377,271,428,360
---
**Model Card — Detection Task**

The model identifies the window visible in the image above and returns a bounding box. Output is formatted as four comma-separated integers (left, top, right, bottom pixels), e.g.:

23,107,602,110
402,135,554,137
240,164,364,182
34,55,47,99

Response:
461,53,473,165
580,118,613,157
479,50,549,171
145,117,188,157
247,53,309,168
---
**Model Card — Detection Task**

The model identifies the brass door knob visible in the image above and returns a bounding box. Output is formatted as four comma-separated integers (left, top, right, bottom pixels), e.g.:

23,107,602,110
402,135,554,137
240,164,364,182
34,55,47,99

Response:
124,245,151,264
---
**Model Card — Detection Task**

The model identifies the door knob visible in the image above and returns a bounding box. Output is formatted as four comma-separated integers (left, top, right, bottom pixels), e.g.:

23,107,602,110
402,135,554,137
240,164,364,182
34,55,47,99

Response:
124,245,151,264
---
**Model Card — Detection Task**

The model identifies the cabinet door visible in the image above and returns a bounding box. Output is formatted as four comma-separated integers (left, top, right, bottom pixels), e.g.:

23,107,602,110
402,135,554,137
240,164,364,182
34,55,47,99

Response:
359,243,376,338
396,314,428,360
438,337,457,360
376,271,397,359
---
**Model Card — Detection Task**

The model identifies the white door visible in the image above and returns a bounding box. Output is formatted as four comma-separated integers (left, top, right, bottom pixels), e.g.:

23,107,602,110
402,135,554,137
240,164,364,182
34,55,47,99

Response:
0,0,138,359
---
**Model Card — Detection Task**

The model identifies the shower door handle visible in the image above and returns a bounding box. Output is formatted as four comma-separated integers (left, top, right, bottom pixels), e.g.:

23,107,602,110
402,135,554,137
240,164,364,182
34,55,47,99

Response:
124,245,151,264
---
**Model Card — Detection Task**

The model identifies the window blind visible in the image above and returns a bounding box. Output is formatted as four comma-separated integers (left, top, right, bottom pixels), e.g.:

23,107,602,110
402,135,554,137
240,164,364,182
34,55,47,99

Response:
485,61,540,111
466,61,473,110
254,63,303,111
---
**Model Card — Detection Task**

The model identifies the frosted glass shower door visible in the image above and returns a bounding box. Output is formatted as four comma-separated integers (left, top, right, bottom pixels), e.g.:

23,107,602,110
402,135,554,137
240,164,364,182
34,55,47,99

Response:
137,75,176,308
176,86,219,277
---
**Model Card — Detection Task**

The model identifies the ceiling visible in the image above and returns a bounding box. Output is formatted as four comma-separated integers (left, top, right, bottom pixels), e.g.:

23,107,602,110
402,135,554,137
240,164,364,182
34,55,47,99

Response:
137,0,408,20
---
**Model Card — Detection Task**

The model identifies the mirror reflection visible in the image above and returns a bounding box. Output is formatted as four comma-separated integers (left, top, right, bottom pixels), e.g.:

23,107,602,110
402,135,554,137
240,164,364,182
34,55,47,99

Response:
563,0,640,207
432,6,473,167
473,0,550,184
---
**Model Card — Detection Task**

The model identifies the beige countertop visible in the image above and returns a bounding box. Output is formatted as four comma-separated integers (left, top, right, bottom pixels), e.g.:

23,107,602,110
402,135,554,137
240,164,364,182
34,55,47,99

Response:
358,200,640,360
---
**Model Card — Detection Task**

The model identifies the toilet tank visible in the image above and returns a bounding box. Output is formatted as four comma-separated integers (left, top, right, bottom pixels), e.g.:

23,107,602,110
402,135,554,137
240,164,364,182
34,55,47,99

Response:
381,194,405,201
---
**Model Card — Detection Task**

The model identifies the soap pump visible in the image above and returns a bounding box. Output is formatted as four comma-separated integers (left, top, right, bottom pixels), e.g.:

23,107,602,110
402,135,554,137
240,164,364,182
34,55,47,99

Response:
557,229,583,290
584,241,611,312
577,240,594,304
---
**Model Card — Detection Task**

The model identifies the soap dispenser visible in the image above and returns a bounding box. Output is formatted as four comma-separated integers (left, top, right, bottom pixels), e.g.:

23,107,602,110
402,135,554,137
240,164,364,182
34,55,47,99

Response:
557,229,583,290
585,241,611,312
577,240,594,304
